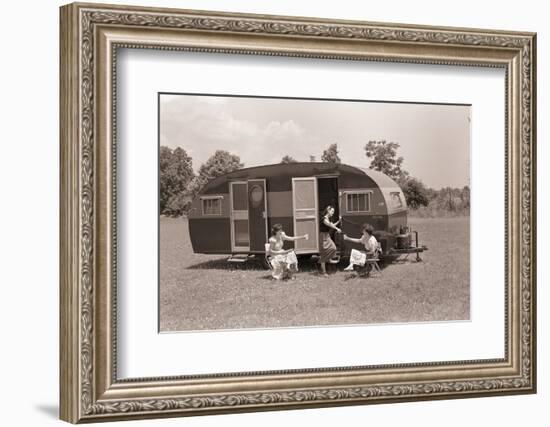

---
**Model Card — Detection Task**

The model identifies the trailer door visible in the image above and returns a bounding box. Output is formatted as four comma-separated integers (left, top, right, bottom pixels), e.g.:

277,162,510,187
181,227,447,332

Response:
292,177,319,254
247,179,268,252
229,181,249,252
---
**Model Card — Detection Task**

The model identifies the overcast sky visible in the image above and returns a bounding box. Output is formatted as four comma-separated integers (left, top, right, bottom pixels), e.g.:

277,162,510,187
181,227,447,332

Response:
159,94,470,189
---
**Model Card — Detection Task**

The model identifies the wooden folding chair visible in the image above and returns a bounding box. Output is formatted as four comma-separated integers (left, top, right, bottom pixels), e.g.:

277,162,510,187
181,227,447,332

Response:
356,243,382,277
364,258,381,276
264,243,274,270
369,243,383,276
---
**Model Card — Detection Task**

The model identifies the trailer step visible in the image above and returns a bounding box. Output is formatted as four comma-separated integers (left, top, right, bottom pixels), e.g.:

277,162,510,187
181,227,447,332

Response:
227,254,249,263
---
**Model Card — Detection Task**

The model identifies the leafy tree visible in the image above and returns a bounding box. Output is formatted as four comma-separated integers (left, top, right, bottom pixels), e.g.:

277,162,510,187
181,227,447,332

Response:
159,146,174,213
321,143,341,164
281,155,298,164
424,187,439,202
189,150,244,196
398,176,429,209
443,187,463,211
461,185,470,209
364,140,408,181
164,192,193,217
429,187,463,212
159,146,194,215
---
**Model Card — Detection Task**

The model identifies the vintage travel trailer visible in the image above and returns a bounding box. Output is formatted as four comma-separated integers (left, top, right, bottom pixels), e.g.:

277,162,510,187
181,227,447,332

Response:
188,162,426,262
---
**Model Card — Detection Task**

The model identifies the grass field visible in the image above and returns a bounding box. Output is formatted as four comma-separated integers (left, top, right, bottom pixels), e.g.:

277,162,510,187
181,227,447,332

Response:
160,216,470,332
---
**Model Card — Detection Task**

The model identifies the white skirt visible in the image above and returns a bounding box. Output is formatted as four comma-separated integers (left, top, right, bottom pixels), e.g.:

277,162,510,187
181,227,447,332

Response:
271,250,298,279
348,248,367,266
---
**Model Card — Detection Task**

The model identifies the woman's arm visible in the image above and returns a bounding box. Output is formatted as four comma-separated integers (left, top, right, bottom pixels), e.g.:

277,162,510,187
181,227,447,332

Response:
343,235,362,244
281,232,308,242
323,216,342,233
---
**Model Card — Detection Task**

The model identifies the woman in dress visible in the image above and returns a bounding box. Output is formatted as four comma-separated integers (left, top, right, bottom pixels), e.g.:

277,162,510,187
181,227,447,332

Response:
268,224,308,280
318,205,342,277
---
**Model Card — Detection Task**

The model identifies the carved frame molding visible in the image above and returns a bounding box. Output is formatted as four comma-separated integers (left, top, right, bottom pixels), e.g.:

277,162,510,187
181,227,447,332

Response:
60,2,536,423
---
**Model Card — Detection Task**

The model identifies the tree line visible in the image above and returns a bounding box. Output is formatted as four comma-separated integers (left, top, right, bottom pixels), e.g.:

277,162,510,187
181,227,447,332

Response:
363,140,470,216
159,141,469,217
159,147,243,216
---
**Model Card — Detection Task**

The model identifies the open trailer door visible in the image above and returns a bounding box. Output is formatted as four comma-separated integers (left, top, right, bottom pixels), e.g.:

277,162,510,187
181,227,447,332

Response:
292,177,319,254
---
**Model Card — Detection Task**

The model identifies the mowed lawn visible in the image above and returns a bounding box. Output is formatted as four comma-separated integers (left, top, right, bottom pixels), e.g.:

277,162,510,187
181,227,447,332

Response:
160,216,470,332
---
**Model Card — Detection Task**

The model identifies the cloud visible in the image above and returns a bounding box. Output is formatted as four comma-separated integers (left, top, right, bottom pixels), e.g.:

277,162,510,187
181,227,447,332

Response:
160,96,320,170
159,94,470,188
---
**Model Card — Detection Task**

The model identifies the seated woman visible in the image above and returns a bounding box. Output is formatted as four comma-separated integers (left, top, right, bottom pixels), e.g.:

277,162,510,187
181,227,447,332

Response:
342,223,379,272
268,224,309,280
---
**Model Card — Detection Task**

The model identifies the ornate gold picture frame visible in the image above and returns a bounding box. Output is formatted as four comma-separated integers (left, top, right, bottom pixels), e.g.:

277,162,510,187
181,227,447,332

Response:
60,2,536,423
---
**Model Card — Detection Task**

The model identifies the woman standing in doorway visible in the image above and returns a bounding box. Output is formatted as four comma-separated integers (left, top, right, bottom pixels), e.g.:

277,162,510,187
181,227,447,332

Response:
319,205,341,277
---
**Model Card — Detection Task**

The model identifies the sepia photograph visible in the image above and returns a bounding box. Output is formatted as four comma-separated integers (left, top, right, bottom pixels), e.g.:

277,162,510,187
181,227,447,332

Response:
158,93,471,332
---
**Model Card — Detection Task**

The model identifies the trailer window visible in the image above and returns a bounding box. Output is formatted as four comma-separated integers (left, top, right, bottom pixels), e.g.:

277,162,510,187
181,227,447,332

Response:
201,197,222,216
390,192,404,209
346,192,371,213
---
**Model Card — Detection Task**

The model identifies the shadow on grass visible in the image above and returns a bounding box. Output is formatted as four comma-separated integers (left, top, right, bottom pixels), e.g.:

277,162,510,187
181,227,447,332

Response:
186,256,393,274
187,257,321,272
186,257,266,271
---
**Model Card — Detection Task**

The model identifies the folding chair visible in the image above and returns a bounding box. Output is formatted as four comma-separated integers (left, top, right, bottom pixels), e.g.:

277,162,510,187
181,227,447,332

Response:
356,243,382,277
264,243,274,270
368,243,383,276
364,257,381,276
